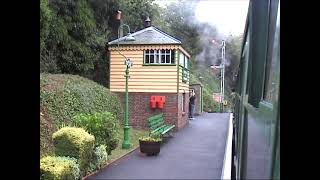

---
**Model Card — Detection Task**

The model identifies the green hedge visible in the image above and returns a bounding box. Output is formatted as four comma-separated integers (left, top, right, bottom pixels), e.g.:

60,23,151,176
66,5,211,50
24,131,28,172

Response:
40,74,123,125
40,73,123,157
40,156,80,180
73,111,120,154
52,127,95,176
89,144,108,173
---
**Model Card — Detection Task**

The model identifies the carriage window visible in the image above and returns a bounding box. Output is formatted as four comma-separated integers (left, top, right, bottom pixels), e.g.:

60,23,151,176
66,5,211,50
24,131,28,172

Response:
144,49,175,64
264,3,279,103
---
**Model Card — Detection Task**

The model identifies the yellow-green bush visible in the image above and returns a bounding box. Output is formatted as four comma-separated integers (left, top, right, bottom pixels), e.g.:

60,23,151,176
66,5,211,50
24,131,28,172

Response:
40,156,80,180
52,127,95,176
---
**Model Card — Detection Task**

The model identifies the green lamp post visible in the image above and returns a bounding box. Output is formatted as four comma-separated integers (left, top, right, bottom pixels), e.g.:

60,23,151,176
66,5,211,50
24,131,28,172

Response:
122,57,133,149
116,23,135,149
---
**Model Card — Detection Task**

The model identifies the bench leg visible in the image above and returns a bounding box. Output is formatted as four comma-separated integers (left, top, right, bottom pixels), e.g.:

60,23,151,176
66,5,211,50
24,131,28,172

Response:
168,131,174,138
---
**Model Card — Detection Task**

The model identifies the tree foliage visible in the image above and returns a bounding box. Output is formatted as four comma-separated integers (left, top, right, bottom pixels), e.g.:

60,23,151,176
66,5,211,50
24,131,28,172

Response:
40,0,160,86
118,0,160,32
40,0,243,110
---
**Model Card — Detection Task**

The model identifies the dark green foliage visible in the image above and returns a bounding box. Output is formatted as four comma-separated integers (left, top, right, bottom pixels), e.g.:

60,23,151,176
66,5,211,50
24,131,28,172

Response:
40,156,80,180
52,127,95,176
118,0,159,32
40,74,123,157
40,0,160,86
43,0,97,74
73,112,120,155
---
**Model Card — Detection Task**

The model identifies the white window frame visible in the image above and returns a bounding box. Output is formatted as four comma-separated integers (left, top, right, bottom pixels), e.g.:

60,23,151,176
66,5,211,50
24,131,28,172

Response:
144,49,174,64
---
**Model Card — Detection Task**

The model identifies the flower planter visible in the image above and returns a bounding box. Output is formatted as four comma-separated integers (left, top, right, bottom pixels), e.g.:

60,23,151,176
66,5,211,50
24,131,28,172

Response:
139,140,161,156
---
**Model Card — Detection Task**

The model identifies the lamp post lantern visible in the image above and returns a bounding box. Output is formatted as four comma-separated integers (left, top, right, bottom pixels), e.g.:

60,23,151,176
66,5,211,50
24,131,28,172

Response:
116,23,135,149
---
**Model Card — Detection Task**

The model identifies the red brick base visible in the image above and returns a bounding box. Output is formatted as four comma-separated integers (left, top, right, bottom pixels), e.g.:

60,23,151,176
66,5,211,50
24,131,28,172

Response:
114,92,189,131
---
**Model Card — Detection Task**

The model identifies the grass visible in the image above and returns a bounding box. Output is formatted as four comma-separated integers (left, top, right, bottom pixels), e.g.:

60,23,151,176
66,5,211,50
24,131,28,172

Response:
107,127,149,163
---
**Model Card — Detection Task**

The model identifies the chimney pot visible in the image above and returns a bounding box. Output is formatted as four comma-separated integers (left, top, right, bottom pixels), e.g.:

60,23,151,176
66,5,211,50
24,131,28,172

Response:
144,17,151,28
116,10,122,20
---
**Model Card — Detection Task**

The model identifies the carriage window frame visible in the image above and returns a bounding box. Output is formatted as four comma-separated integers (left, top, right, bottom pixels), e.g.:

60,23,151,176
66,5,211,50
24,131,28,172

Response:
263,1,279,103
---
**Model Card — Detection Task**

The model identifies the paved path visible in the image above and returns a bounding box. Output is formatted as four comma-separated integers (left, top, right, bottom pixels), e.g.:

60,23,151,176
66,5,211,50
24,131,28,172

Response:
87,113,230,179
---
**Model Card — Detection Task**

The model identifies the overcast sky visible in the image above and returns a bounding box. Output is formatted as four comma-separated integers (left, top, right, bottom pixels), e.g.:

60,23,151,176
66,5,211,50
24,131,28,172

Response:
154,0,249,36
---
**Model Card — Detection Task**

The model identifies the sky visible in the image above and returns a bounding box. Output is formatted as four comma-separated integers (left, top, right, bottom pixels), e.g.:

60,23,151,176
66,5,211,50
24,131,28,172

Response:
154,0,249,36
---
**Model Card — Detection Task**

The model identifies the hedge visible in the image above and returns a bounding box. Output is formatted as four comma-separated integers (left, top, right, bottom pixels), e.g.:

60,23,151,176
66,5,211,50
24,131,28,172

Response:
52,127,95,176
40,73,123,157
40,156,80,180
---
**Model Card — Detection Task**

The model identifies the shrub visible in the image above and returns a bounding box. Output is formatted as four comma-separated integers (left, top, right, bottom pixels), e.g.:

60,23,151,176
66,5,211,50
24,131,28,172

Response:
89,144,108,173
40,156,80,180
40,74,123,156
52,127,95,176
73,112,120,155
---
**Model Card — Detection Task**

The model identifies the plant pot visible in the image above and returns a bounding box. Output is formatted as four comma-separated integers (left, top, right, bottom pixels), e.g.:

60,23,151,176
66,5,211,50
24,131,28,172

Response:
139,140,161,156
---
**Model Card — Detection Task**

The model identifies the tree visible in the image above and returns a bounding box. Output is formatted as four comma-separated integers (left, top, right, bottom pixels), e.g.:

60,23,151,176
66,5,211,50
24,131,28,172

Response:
118,0,159,32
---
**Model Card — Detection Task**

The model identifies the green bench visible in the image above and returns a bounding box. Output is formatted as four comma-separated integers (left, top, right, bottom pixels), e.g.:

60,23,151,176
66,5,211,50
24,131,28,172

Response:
148,113,175,137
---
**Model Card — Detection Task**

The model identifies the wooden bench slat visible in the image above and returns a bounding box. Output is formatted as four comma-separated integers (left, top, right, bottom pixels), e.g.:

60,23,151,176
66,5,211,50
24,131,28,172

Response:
150,121,165,130
148,113,174,137
148,113,164,122
150,124,167,134
149,118,164,126
161,125,175,135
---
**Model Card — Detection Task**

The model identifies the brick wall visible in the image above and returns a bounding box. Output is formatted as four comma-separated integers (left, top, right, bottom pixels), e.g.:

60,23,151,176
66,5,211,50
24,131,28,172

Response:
115,92,189,131
177,92,190,130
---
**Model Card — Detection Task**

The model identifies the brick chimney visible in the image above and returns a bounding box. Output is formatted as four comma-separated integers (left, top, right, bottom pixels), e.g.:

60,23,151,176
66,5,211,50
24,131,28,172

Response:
144,16,151,28
116,10,123,38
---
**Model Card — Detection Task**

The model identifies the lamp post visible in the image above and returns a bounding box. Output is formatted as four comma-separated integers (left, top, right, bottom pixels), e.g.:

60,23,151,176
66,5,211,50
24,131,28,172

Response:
211,39,226,113
116,23,135,149
221,40,225,113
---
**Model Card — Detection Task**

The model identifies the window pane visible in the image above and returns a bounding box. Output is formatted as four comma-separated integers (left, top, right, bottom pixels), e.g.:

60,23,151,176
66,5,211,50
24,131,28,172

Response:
155,50,159,63
166,55,170,63
150,55,154,63
179,53,184,65
171,50,175,64
185,57,188,69
166,49,170,54
161,54,166,63
145,54,149,64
